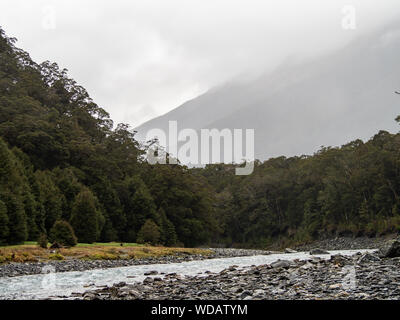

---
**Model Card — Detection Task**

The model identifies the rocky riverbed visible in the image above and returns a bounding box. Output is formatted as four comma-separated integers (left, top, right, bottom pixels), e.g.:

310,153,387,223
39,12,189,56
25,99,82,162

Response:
0,248,269,278
294,235,396,251
73,239,400,300
75,251,400,300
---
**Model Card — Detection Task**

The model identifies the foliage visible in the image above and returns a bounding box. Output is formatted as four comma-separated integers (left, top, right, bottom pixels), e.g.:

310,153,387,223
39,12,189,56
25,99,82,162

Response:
48,253,64,260
0,200,9,244
137,219,161,245
49,220,77,247
70,187,103,243
37,233,48,249
1,26,400,249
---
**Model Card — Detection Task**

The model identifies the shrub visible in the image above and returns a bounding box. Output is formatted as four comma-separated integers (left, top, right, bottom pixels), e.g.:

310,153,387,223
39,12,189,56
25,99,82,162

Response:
49,220,77,247
137,219,160,245
48,253,64,260
37,233,48,249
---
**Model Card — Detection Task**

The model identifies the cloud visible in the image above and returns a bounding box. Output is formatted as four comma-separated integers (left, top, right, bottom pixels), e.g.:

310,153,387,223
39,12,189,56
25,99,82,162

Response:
0,0,399,127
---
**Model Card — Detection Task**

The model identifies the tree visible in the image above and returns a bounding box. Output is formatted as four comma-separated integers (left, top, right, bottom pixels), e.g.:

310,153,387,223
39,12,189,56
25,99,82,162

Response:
49,220,77,247
120,176,157,242
34,170,63,233
137,219,160,245
70,188,103,243
159,208,177,246
37,233,48,248
0,200,9,244
0,138,28,244
5,196,27,244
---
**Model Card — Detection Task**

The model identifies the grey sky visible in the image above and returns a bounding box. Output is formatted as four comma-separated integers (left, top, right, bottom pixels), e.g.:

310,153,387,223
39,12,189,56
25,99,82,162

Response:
1,0,399,127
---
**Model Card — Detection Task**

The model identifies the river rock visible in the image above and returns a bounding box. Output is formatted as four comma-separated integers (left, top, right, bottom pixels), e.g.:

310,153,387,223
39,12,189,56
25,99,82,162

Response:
285,248,297,253
253,289,265,296
240,290,252,299
330,254,352,266
270,260,291,268
66,249,400,301
310,248,329,255
379,239,400,258
143,277,154,284
83,292,99,300
113,282,127,287
0,248,273,279
329,283,342,289
358,253,381,264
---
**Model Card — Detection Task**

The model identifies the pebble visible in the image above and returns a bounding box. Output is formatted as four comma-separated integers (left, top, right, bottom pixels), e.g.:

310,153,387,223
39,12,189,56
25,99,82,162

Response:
75,250,400,300
0,248,271,278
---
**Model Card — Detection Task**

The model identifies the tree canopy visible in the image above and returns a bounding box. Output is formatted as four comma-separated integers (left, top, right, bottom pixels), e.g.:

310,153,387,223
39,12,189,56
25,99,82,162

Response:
1,27,400,248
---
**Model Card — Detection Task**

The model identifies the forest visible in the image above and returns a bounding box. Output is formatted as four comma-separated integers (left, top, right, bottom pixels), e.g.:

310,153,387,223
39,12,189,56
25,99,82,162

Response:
1,27,400,248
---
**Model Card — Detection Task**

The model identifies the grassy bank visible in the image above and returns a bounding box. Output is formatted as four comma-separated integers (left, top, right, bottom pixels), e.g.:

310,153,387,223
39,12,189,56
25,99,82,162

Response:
0,242,212,264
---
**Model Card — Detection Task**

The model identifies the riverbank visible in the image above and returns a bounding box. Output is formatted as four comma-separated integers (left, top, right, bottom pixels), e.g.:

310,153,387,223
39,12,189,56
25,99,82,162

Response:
293,235,397,251
1,235,397,279
0,248,270,278
77,251,400,300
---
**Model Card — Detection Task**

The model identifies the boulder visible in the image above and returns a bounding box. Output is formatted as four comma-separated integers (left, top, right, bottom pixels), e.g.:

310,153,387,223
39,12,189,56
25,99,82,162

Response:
143,277,154,284
83,292,99,300
113,282,127,288
379,239,400,258
144,270,158,276
50,242,62,249
270,260,291,268
285,248,297,253
310,248,329,255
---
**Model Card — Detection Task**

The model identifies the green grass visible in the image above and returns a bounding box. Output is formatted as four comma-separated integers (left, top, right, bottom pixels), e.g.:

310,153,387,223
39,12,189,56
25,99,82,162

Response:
75,242,141,247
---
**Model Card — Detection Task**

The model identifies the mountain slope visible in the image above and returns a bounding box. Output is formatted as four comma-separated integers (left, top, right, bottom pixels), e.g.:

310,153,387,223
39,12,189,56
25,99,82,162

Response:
135,22,400,161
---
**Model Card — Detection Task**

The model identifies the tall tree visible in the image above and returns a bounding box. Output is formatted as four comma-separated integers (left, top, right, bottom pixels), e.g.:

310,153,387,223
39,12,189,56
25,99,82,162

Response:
70,187,104,243
0,200,9,244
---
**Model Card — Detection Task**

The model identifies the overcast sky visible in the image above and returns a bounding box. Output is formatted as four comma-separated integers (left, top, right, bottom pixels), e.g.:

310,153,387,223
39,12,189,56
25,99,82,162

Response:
1,0,399,127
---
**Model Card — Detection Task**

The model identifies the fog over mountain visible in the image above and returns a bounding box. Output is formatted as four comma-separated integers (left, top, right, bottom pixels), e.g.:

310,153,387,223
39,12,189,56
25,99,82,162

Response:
135,20,400,162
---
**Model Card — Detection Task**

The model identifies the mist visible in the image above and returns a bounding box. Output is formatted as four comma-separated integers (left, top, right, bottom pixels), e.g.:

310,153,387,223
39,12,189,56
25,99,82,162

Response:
1,0,399,128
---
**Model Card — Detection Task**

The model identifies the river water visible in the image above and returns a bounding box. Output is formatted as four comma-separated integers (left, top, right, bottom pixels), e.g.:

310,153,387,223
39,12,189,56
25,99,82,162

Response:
0,249,374,300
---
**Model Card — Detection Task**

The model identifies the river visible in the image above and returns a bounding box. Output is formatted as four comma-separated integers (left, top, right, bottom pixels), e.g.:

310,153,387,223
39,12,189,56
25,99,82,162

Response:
0,249,374,300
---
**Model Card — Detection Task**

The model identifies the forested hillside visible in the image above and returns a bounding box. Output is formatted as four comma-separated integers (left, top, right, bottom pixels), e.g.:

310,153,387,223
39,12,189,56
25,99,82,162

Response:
0,28,216,246
194,131,400,247
1,27,400,248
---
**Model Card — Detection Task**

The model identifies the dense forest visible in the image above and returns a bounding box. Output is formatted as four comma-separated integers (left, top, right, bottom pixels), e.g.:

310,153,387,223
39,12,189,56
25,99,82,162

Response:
1,27,400,248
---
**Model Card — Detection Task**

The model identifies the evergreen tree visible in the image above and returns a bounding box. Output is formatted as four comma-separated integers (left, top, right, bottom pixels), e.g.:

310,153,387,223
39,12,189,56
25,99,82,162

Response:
37,232,48,248
49,220,77,247
121,176,157,242
70,188,103,243
5,196,27,244
12,147,42,240
3,26,400,248
159,208,177,246
137,219,160,245
34,170,63,233
0,138,28,243
0,200,9,244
